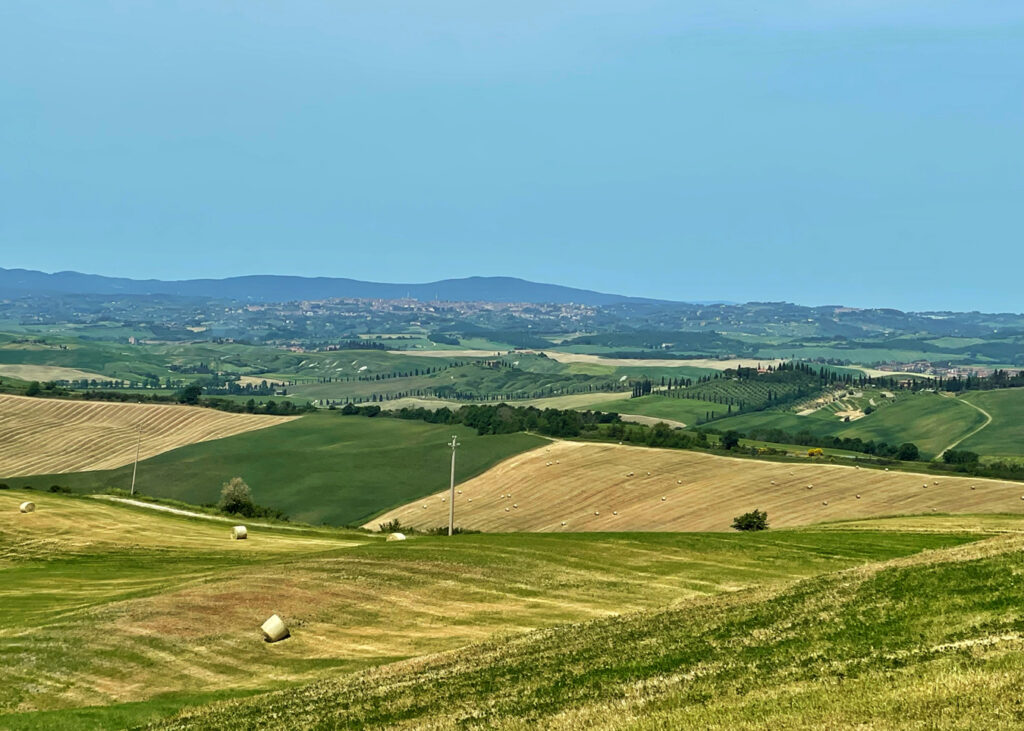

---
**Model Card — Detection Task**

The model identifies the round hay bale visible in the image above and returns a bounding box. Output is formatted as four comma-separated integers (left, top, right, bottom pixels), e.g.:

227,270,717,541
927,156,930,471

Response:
386,532,406,542
856,494,861,499
612,511,618,516
677,479,682,484
512,503,518,508
440,497,446,502
232,525,248,540
422,505,428,509
661,496,666,501
505,507,510,512
19,501,35,514
770,480,776,485
561,521,567,526
261,614,290,643
457,490,463,494
885,468,889,471
822,500,828,506
556,460,560,464
467,498,472,502
594,511,600,516
971,485,976,490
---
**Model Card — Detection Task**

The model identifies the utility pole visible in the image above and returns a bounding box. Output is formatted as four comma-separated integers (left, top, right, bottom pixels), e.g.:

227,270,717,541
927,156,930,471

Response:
448,434,460,536
129,425,143,496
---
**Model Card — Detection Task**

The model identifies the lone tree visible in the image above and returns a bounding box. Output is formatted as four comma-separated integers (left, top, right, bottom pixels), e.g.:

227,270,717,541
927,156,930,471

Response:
732,509,768,531
219,477,255,516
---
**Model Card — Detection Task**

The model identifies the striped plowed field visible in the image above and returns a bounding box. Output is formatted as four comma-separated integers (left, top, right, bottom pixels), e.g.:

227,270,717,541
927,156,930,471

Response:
0,394,296,476
370,440,1024,532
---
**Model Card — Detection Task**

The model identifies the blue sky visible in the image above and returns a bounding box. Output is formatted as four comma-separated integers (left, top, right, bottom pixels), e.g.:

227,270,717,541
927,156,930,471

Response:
1,2,1022,311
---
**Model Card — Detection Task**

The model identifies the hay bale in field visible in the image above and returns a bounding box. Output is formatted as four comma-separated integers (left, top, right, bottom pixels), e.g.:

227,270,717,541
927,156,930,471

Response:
261,614,290,643
971,485,976,490
627,472,634,477
505,507,510,512
232,525,247,540
19,501,35,513
612,511,618,516
457,490,463,494
386,532,406,542
770,480,776,485
856,494,861,499
513,503,518,508
661,496,666,501
561,521,567,526
822,500,828,506
467,498,472,502
594,511,600,516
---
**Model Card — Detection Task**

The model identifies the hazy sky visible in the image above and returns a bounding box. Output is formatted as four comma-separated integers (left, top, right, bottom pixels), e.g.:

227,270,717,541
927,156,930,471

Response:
2,2,1022,311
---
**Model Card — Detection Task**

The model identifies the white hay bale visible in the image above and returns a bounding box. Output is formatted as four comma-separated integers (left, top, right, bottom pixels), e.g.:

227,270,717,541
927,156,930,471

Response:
467,498,472,502
422,505,428,509
594,511,600,516
612,511,618,516
556,460,560,464
822,500,828,506
505,507,510,512
261,614,290,643
856,494,861,499
770,480,776,485
677,479,682,484
971,485,976,490
885,468,889,471
923,484,928,488
386,532,406,541
646,471,651,476
934,481,939,485
561,521,567,526
19,501,35,514
457,489,463,494
513,503,518,508
232,525,248,540
661,496,666,501
440,497,446,502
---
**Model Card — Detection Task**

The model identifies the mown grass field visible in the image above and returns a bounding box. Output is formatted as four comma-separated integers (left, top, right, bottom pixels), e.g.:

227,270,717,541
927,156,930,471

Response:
0,395,295,477
3,414,545,526
0,489,981,729
155,531,1024,730
374,440,1024,533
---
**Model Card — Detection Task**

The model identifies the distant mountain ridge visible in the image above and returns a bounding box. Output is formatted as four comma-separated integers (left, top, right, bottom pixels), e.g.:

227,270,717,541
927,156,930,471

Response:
0,267,678,306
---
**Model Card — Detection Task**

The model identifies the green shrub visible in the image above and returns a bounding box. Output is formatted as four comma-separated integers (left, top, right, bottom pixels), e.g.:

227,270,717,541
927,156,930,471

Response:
731,509,768,531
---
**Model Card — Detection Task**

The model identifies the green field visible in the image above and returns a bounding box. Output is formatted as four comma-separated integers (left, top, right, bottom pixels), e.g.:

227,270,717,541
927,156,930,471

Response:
3,414,545,526
584,393,724,425
714,390,989,459
0,490,988,729
153,531,1024,729
959,388,1024,458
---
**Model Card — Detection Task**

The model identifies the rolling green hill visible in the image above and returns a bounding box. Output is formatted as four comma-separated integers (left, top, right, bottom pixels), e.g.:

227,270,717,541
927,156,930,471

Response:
713,390,989,459
152,530,1024,730
0,489,983,730
959,388,1024,459
3,414,545,526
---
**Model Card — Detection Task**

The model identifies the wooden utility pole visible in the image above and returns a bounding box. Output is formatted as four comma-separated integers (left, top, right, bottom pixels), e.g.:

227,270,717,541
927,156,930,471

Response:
448,435,460,536
129,425,143,496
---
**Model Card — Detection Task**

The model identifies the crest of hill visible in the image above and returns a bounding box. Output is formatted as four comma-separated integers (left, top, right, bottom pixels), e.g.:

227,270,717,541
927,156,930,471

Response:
372,440,1024,533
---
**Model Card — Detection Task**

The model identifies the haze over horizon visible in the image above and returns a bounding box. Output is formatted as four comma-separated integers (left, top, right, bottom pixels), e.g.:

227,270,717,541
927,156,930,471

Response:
2,2,1022,311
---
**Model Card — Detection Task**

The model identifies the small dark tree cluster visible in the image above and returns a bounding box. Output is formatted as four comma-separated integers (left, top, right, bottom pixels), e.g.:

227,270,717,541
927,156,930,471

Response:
731,509,768,531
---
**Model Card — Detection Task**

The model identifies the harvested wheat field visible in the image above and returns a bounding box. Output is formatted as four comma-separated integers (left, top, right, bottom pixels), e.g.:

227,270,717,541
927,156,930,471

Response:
370,440,1024,532
0,394,296,477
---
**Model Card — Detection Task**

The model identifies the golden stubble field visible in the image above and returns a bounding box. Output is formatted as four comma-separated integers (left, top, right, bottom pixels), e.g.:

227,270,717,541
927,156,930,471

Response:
370,440,1024,532
0,394,296,477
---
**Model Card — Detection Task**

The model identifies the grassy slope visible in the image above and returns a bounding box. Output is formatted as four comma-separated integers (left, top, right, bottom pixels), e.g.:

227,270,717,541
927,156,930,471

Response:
0,490,975,730
583,393,723,425
154,532,1024,730
4,414,545,526
959,387,1024,458
714,391,988,459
